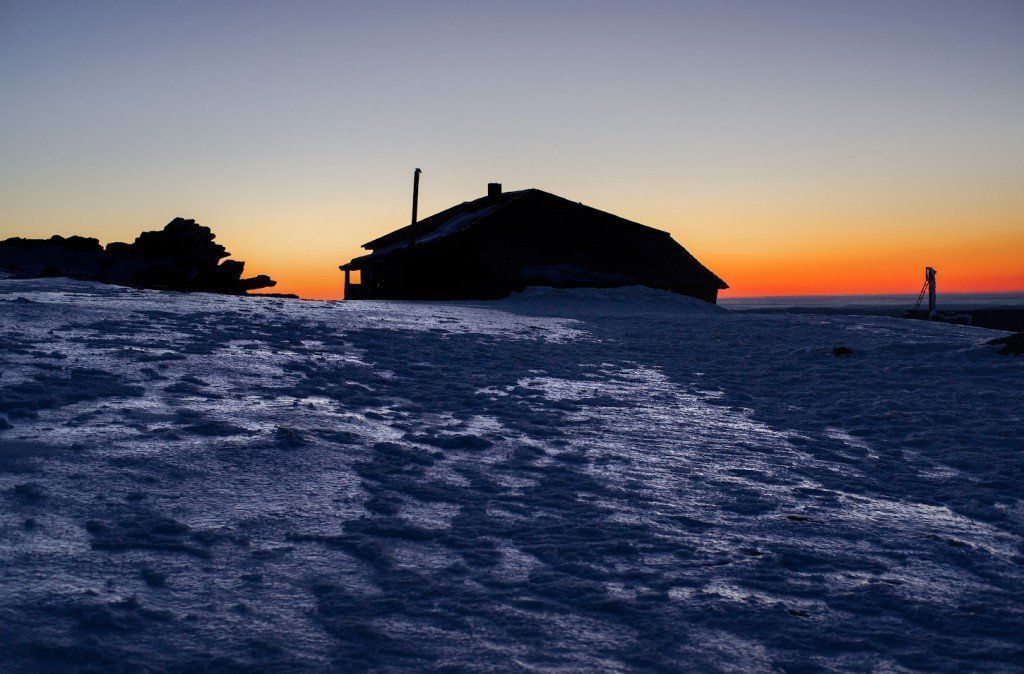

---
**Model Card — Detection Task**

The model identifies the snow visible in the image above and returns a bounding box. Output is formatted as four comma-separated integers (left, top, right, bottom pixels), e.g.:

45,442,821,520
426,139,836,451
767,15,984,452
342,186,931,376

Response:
490,284,724,317
372,204,500,254
1,277,1022,671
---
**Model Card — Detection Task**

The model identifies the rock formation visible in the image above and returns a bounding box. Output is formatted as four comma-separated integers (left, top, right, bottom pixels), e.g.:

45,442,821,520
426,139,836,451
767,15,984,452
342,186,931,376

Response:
0,218,275,294
987,332,1023,356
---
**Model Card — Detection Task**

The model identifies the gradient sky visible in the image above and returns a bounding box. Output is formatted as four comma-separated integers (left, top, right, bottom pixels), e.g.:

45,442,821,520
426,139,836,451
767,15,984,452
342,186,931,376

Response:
2,0,1022,299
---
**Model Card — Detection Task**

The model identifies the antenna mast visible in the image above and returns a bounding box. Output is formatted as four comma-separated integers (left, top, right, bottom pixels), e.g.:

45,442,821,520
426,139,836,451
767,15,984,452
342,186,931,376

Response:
913,266,937,317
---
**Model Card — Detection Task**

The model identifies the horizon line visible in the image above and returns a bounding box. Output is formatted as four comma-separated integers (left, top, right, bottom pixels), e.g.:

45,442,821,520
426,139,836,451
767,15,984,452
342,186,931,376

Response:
720,288,1024,300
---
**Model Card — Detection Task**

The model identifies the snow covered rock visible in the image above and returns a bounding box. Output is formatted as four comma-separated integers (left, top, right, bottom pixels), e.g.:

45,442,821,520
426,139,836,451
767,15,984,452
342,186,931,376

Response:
988,332,1024,355
0,218,275,294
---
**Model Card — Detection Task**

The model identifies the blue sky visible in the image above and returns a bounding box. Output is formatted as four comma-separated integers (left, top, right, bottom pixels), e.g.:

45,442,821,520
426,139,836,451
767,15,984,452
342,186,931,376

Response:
2,1,1022,297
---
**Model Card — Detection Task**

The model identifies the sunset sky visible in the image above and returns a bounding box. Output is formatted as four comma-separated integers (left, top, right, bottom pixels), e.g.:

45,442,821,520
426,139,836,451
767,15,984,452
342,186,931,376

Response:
2,0,1022,299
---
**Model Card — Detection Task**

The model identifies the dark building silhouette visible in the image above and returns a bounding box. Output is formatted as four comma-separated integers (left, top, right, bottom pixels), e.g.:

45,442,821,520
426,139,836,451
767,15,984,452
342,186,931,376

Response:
340,185,727,303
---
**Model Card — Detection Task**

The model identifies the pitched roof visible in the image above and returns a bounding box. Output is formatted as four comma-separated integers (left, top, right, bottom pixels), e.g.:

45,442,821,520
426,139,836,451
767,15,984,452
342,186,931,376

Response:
362,189,531,252
347,187,726,290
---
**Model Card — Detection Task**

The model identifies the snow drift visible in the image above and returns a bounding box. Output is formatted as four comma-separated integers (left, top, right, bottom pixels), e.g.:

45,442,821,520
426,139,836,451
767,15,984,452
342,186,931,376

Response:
487,284,724,317
0,279,1021,672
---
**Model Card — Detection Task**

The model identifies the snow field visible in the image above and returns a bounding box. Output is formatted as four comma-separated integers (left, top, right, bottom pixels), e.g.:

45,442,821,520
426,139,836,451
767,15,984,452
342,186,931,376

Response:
1,278,1022,672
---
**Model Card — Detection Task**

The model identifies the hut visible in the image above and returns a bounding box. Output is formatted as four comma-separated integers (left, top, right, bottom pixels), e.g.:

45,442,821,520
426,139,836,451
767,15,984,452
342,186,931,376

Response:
340,184,727,303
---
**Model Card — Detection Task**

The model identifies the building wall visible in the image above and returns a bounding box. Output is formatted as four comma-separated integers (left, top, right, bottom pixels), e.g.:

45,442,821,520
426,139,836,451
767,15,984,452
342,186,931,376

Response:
346,243,507,300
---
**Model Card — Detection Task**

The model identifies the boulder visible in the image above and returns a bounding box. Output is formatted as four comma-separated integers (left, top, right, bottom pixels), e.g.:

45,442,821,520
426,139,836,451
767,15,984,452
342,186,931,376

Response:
987,333,1024,356
0,218,276,295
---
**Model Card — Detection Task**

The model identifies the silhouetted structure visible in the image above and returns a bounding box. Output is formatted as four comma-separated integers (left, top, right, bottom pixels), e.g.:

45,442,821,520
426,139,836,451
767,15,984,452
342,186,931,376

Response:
914,266,937,317
340,185,727,302
0,218,275,294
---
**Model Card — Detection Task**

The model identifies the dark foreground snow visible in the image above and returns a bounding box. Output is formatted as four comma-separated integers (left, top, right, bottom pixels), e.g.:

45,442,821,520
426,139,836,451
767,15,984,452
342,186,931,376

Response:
0,279,1022,672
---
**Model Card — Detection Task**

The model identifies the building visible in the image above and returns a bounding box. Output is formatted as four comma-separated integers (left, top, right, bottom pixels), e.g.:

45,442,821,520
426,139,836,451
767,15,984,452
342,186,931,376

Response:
340,184,727,303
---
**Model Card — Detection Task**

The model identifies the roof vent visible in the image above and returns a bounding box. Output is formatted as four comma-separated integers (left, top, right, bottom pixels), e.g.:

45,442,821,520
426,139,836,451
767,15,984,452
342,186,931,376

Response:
487,183,502,198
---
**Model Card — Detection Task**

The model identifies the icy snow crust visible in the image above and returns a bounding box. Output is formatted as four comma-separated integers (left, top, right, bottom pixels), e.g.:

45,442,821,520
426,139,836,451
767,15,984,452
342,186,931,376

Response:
1,279,1021,672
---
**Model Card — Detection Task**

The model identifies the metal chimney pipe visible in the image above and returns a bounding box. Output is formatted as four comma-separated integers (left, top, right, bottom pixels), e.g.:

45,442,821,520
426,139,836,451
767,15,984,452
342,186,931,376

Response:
411,168,421,225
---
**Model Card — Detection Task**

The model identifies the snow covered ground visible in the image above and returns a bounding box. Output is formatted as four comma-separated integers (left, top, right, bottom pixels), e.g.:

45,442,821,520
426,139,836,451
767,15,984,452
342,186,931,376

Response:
1,278,1022,672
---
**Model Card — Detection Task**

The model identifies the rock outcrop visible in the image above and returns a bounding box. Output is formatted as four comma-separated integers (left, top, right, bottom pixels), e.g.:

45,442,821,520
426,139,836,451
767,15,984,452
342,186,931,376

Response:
987,332,1024,356
0,218,275,294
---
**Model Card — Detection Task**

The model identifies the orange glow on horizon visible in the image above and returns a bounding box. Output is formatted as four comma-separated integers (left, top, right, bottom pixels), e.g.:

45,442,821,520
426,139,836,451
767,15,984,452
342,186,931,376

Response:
246,203,1023,301
237,179,1024,301
10,184,1021,303
707,246,1024,299
254,246,1024,302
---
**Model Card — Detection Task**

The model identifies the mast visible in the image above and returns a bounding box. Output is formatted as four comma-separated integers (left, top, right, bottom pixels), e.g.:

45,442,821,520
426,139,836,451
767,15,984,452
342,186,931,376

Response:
926,267,937,317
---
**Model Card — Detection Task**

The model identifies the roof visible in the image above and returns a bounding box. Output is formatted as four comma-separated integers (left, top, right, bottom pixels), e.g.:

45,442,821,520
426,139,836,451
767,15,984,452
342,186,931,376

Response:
342,187,727,290
361,189,532,253
358,188,677,252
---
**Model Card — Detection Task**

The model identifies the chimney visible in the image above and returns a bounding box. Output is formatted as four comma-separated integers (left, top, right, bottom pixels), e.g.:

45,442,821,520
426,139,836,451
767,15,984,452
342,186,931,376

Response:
487,182,502,199
411,168,422,224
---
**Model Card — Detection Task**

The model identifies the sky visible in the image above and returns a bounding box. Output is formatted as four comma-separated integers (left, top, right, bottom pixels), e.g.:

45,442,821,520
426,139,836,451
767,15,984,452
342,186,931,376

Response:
1,0,1022,299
